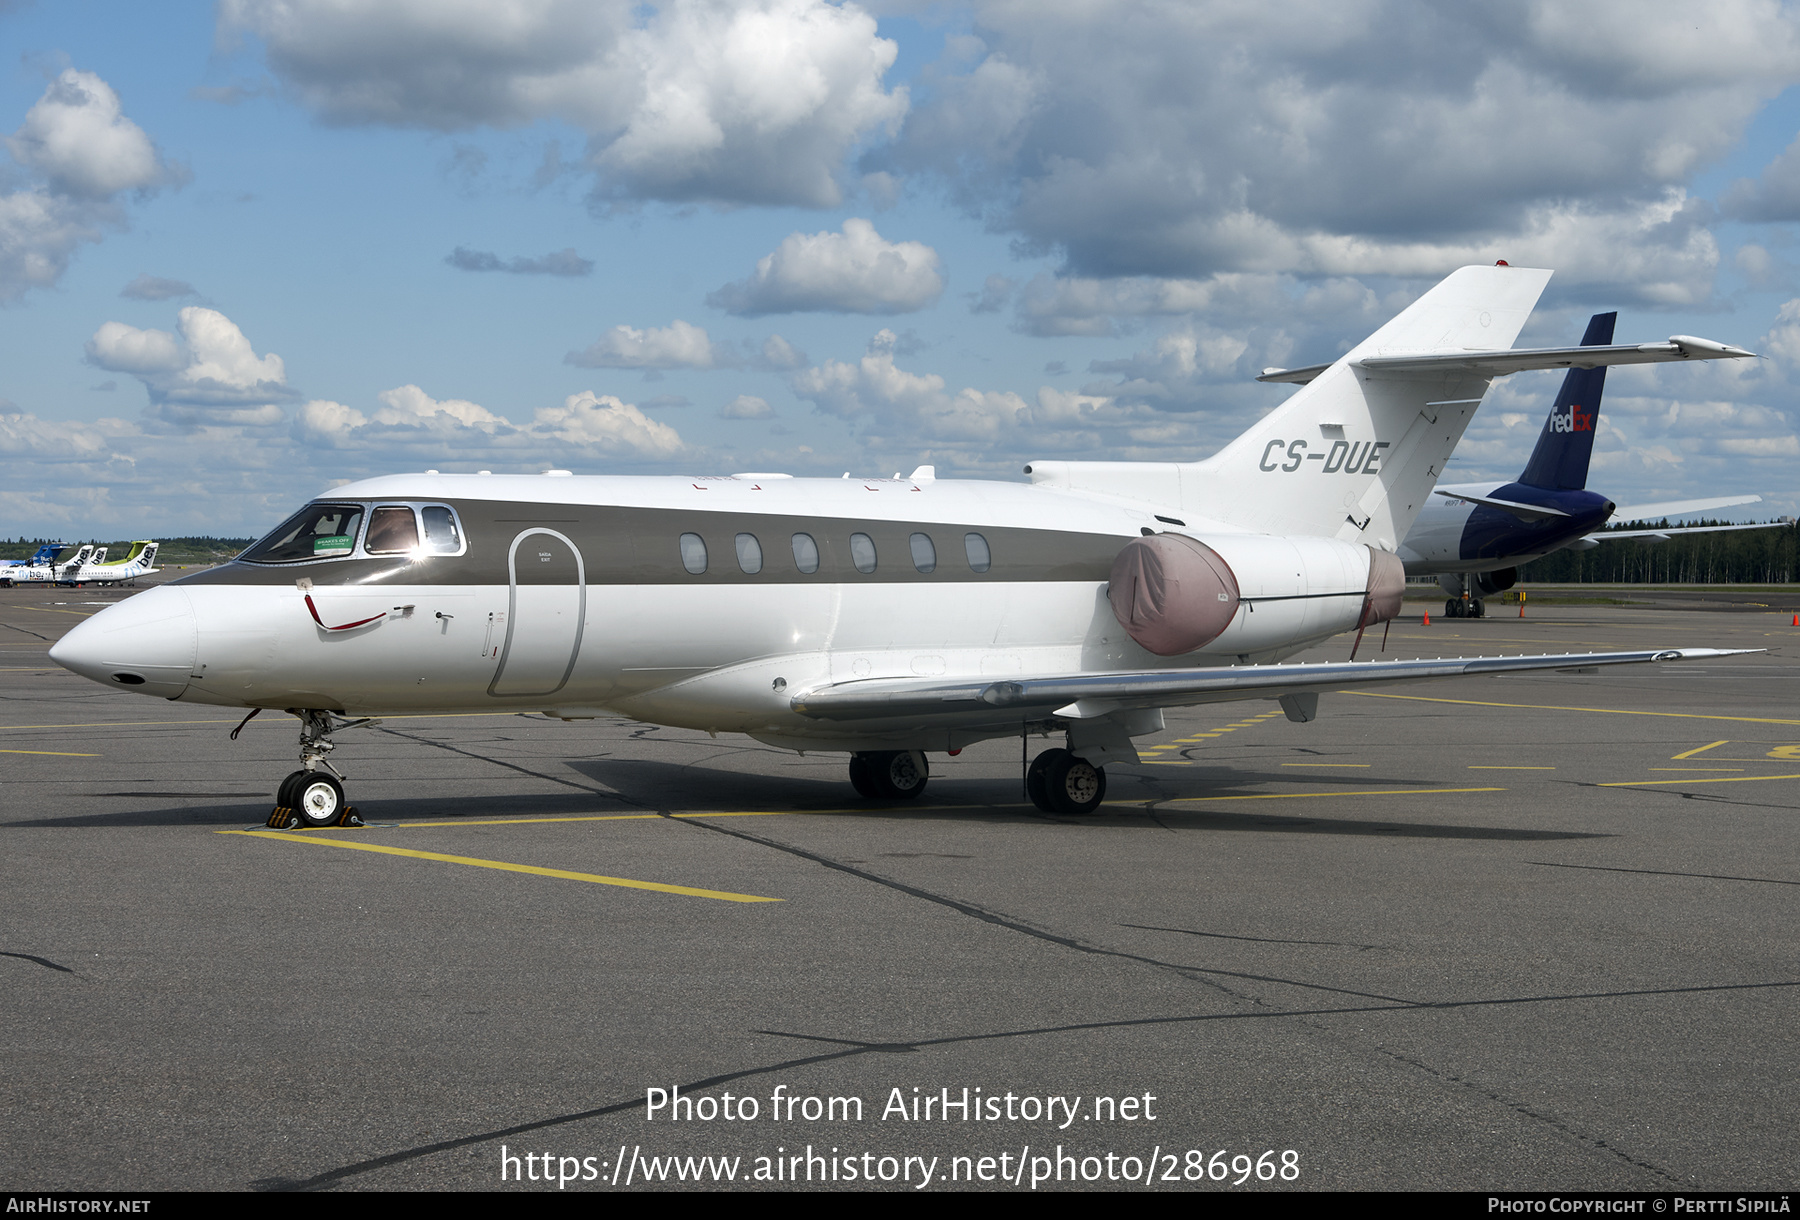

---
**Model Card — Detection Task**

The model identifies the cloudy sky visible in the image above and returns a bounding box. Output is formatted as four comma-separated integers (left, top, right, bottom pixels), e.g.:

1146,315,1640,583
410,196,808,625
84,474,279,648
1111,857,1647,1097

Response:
3,0,1799,538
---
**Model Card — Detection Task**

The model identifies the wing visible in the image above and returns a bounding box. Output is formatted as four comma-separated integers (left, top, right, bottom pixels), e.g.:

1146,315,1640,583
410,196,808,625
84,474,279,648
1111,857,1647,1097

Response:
1586,521,1790,543
1257,335,1755,385
791,648,1758,722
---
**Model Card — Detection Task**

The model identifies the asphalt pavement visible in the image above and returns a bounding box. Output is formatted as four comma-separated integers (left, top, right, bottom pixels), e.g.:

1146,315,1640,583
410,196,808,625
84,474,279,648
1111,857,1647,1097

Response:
2,573,1795,1191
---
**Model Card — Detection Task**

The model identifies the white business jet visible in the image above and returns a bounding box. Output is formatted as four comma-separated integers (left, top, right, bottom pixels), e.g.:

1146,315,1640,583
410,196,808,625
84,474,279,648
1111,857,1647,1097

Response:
49,265,1758,827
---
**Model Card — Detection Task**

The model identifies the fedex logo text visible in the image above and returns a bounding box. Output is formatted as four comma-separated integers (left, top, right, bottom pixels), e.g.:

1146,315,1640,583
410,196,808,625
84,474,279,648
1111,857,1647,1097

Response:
1547,405,1595,433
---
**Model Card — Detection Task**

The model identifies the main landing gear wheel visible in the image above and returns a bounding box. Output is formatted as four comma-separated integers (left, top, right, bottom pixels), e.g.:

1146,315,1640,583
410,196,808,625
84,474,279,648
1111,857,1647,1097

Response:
848,750,929,800
848,752,881,798
1029,748,1106,815
1469,598,1486,619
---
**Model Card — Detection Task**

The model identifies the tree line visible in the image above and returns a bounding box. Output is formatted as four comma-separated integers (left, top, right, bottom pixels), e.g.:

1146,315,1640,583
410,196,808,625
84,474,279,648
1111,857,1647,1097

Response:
1520,519,1797,584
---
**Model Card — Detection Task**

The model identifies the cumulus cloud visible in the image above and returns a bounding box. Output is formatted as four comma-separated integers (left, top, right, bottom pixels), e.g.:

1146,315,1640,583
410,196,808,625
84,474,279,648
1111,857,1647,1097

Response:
0,70,176,301
121,273,200,300
445,245,593,275
873,1,1798,307
219,0,907,208
720,394,774,419
564,319,807,370
85,307,295,424
565,319,726,369
787,328,1194,465
8,69,169,199
707,218,943,315
294,385,683,459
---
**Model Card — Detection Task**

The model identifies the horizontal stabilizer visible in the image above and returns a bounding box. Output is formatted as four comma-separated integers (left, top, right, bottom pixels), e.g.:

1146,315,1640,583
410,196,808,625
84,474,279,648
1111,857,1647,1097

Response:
1258,336,1756,385
1432,489,1570,520
792,648,1758,722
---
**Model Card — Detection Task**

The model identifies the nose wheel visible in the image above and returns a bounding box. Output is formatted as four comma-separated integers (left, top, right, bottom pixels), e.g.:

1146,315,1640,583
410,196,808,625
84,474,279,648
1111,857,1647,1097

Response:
1027,748,1107,815
264,710,368,828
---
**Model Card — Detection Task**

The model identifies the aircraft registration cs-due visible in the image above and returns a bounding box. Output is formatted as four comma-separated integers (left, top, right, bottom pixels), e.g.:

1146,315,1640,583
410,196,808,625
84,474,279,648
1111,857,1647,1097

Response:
50,265,1760,826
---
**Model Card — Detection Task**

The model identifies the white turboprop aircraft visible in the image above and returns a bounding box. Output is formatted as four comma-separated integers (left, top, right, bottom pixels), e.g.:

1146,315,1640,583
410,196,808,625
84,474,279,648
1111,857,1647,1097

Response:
0,541,161,588
50,265,1760,827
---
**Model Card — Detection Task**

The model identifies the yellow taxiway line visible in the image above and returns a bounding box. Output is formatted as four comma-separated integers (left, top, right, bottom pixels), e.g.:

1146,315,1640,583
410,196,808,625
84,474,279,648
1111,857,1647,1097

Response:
1166,786,1504,804
1344,691,1800,727
0,748,100,756
219,829,781,903
1597,774,1800,789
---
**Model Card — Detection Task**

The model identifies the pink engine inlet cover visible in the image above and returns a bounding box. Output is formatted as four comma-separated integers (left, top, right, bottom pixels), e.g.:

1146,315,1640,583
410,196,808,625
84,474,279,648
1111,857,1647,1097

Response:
1107,534,1241,656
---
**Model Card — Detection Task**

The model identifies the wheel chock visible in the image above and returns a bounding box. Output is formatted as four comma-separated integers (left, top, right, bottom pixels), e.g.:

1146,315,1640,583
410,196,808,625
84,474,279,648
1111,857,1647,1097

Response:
265,807,300,829
334,806,364,828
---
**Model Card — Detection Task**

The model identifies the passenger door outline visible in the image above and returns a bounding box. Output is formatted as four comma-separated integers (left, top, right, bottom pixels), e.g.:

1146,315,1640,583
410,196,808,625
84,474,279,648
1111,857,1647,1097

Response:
488,528,586,698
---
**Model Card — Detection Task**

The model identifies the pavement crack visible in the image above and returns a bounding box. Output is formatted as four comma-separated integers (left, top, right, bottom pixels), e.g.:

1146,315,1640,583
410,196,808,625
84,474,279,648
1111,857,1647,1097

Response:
251,1044,874,1192
1122,923,1387,951
1,622,51,641
0,950,76,974
1529,860,1800,887
662,811,1419,1005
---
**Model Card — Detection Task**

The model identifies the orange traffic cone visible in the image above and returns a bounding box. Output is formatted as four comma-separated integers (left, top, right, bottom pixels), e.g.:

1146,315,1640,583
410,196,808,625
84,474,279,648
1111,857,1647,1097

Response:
1423,612,1431,625
1792,613,1798,626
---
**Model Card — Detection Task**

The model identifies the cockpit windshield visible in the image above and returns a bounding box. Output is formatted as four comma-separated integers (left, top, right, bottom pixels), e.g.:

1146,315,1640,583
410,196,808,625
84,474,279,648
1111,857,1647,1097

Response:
240,504,366,564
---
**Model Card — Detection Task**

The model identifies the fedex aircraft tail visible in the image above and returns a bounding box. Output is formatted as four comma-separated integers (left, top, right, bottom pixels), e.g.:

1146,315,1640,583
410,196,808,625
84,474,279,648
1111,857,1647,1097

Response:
1515,312,1613,491
1027,264,1554,548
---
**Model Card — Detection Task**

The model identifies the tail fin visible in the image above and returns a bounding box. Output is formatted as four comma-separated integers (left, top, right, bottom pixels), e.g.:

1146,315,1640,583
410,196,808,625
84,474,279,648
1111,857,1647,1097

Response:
1192,264,1553,545
1515,312,1613,491
139,542,158,570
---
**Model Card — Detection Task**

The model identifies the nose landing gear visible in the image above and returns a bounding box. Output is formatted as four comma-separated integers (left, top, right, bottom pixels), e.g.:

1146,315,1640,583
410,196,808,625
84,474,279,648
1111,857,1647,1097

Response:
265,709,369,829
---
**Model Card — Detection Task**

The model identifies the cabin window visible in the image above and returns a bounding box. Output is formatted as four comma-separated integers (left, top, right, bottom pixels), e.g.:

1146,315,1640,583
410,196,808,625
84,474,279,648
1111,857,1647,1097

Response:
735,533,763,574
420,505,463,554
365,506,420,554
910,532,937,573
965,532,991,573
240,503,366,564
849,532,877,574
792,533,819,574
679,533,708,574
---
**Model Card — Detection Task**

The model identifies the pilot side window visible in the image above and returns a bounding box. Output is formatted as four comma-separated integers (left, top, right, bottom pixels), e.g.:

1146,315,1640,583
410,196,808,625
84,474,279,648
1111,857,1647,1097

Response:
240,503,366,564
365,506,420,554
910,532,936,573
679,533,708,575
965,532,992,573
420,505,463,554
791,533,819,574
849,532,877,574
735,533,763,574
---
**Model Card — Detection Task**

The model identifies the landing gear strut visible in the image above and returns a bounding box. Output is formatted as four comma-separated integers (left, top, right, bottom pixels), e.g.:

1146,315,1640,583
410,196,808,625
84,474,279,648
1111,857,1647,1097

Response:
1027,748,1107,815
848,750,930,800
266,709,367,829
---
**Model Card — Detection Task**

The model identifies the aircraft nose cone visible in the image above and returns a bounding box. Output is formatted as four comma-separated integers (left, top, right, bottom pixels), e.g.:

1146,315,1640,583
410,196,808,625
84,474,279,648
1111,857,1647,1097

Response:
49,586,196,699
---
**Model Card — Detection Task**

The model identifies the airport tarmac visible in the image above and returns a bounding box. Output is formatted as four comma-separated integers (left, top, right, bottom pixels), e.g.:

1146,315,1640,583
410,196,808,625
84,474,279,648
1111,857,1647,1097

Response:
1,574,1794,1192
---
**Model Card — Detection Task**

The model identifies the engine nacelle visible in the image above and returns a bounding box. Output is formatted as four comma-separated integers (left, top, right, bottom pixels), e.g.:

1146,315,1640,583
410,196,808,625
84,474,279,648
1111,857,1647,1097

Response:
1111,533,1404,657
1108,534,1241,655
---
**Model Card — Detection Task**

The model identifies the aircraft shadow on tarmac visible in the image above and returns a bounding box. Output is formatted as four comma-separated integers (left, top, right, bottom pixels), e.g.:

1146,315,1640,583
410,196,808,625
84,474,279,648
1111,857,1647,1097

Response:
10,761,1606,842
